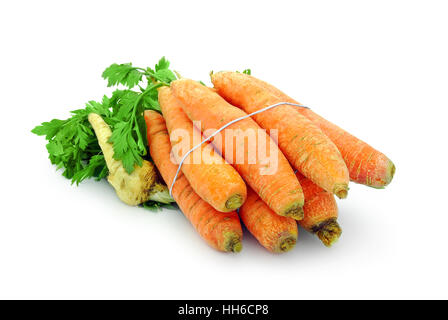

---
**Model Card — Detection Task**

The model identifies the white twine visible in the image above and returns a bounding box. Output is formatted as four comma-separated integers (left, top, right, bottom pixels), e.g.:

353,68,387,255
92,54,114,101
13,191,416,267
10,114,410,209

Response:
169,102,309,197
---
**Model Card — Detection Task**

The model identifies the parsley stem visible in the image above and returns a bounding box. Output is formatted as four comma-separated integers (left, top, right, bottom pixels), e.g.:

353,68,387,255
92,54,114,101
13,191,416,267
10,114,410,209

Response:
131,82,165,156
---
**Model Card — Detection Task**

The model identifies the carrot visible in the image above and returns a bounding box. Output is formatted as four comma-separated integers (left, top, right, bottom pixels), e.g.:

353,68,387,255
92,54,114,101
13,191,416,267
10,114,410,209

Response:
170,79,304,220
236,74,395,188
296,173,341,247
239,187,298,253
144,110,243,252
211,71,350,199
158,86,247,212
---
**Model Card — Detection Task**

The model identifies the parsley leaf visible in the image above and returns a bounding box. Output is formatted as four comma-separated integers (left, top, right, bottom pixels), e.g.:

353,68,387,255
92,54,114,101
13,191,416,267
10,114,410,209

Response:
33,57,177,186
155,56,170,72
234,69,252,75
152,69,177,83
72,154,107,185
142,200,178,211
102,63,144,89
32,100,109,184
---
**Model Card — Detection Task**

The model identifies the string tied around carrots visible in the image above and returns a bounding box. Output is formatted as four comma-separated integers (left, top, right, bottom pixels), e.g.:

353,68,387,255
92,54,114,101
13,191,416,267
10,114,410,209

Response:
169,102,309,197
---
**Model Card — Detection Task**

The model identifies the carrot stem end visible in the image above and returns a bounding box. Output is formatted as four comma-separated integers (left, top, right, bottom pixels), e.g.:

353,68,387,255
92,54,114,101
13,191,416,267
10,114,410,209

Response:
223,232,243,253
283,204,304,220
225,194,244,211
312,219,342,247
334,184,349,199
385,160,396,186
275,233,297,253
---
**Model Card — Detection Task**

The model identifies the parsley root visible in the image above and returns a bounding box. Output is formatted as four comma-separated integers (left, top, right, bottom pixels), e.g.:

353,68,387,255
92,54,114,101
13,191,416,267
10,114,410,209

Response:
88,113,172,206
211,71,350,199
144,110,243,252
170,79,304,220
158,87,247,212
239,187,298,253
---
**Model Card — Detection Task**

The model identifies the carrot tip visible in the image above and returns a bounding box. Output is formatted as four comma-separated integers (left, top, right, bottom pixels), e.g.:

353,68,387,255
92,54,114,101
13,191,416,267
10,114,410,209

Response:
312,219,342,247
366,159,396,189
334,184,349,199
385,160,396,186
283,205,304,221
225,194,244,211
223,232,243,253
274,232,297,253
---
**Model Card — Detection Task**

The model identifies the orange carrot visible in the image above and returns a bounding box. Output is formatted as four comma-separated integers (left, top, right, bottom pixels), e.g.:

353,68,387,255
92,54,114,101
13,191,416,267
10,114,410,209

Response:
144,110,243,252
237,74,395,188
296,173,341,247
170,79,304,220
158,87,246,212
239,187,298,253
211,71,350,199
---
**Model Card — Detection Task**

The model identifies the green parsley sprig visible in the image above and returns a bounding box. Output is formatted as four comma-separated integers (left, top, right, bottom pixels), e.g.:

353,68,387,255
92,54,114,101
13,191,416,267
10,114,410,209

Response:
32,57,177,186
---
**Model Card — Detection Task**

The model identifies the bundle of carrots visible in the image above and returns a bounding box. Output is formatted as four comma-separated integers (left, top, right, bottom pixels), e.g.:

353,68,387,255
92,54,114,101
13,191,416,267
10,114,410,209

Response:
145,71,395,253
33,58,395,254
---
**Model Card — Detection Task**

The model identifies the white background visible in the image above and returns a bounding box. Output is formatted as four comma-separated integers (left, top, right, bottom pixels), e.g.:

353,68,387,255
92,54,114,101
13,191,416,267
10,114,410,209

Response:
1,0,447,299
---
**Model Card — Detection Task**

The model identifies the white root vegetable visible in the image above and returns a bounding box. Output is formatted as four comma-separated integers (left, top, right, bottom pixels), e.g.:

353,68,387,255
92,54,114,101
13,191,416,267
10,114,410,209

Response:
88,113,173,206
